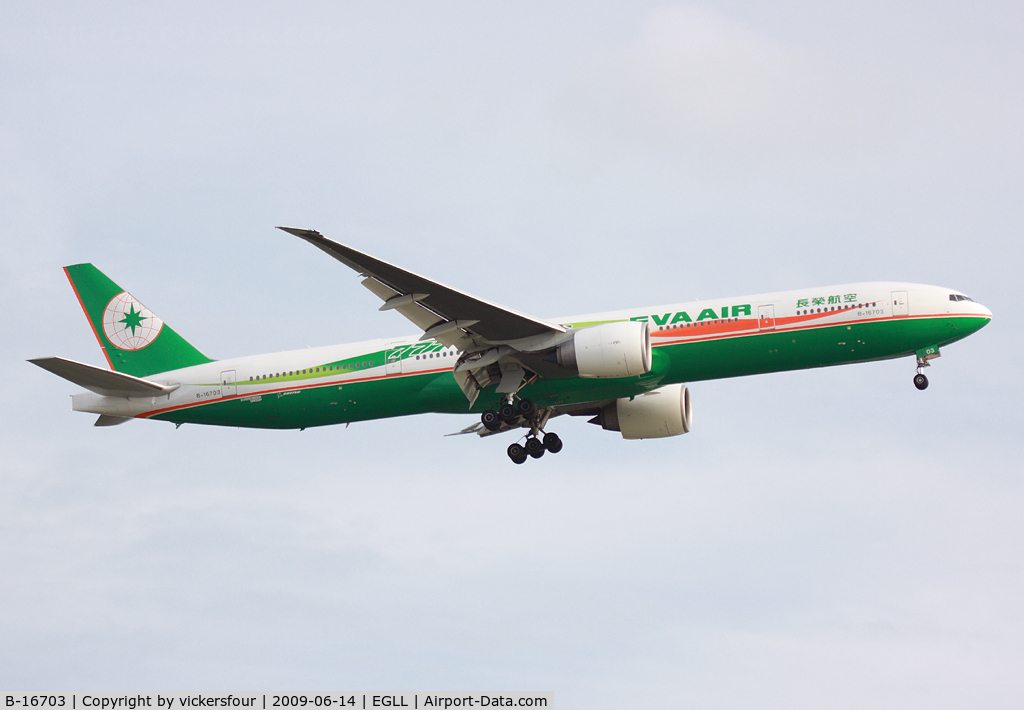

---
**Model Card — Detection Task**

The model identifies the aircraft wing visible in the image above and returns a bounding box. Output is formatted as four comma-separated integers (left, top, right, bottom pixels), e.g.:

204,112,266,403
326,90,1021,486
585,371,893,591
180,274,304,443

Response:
279,227,564,346
280,227,570,407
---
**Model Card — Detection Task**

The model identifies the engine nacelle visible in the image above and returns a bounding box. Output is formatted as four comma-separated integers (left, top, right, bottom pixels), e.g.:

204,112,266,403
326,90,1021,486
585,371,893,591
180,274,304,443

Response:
593,383,692,439
556,321,652,378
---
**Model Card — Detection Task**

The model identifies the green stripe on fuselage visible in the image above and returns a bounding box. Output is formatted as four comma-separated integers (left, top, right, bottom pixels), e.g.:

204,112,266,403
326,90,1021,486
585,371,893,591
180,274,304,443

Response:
149,315,989,430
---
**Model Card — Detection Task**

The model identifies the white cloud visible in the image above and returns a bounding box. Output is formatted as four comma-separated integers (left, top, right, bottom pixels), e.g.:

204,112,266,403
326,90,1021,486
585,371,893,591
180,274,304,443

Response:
569,5,884,153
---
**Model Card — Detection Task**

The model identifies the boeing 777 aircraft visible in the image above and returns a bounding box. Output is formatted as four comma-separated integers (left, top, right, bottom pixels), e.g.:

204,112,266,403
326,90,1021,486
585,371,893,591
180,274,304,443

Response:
32,227,992,463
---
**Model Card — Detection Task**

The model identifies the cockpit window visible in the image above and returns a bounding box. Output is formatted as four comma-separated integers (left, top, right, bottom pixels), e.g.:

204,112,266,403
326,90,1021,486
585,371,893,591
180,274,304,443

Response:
949,294,976,302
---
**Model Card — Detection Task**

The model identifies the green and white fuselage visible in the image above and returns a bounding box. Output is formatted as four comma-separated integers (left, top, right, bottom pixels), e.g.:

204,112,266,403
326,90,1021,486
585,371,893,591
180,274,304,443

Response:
64,280,990,430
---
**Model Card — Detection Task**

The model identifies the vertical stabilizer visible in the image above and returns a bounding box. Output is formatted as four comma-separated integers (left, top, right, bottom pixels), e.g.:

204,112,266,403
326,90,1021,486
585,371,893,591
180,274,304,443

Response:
64,264,213,377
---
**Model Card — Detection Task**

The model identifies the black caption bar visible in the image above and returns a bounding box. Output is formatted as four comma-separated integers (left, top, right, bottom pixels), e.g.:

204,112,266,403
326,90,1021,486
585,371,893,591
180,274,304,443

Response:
3,695,553,710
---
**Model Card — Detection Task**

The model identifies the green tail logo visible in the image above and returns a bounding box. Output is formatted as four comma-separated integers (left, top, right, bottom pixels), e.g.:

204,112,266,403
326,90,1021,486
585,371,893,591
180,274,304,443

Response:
65,264,213,377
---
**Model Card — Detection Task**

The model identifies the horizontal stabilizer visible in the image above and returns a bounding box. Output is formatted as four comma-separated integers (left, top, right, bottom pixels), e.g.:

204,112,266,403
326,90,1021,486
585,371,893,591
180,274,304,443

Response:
29,357,180,398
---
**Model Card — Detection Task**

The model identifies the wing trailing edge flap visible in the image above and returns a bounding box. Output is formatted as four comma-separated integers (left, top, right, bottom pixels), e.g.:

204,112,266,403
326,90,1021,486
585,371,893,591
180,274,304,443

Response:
361,277,471,349
29,357,180,398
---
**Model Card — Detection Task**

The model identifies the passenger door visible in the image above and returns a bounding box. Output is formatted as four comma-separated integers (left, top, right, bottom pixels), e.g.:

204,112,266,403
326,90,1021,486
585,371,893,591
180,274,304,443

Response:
220,370,237,397
892,291,909,317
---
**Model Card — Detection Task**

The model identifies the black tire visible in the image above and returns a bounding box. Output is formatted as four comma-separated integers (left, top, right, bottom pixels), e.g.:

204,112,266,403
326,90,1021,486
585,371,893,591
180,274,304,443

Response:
508,443,526,464
914,373,929,390
499,403,518,421
481,409,501,431
517,398,536,417
543,432,563,453
525,437,545,458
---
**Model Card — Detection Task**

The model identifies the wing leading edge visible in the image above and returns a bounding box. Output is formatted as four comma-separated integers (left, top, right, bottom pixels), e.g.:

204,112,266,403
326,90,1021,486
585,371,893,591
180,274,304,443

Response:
278,227,564,345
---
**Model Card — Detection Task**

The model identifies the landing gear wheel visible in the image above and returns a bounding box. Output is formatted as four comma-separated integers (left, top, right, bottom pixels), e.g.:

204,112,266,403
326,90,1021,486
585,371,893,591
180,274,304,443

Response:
481,409,501,431
914,373,929,390
499,402,518,422
542,432,563,453
507,443,527,465
525,437,545,459
517,398,536,418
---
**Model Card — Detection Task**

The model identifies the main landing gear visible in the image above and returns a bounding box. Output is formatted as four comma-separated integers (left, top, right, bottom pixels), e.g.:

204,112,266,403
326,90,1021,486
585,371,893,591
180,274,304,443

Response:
480,397,563,464
507,432,563,465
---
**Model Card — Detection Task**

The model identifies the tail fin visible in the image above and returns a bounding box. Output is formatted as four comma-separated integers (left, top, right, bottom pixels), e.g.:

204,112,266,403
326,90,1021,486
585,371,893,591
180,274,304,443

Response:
64,264,213,377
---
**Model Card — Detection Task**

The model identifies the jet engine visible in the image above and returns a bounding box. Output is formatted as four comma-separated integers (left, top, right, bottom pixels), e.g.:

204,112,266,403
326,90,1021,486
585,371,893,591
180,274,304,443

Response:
591,383,692,439
555,321,652,378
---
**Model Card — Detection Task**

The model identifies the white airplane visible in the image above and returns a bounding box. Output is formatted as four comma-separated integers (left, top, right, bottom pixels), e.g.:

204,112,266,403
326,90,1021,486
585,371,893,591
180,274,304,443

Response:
31,227,992,463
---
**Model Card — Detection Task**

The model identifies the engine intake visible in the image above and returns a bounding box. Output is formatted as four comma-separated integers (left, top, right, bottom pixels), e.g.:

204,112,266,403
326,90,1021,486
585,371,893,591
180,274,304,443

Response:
556,321,652,378
592,383,692,439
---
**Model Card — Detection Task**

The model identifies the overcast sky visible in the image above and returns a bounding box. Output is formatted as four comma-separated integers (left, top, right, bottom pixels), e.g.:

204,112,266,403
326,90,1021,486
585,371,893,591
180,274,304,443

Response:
2,2,1023,707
